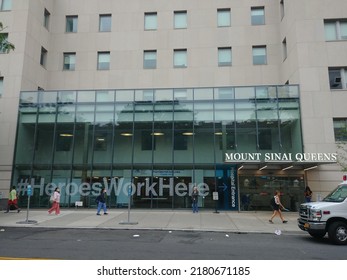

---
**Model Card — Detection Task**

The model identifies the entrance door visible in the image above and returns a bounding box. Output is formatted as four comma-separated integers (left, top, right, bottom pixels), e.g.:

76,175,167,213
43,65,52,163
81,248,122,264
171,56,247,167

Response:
215,165,238,211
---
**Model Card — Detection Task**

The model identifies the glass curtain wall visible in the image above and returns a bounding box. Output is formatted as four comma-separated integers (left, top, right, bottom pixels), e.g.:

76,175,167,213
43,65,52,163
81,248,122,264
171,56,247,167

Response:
13,85,302,210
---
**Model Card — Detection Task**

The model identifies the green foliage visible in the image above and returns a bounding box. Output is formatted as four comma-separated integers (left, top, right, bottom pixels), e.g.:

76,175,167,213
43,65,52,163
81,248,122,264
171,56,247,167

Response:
0,22,15,53
336,142,347,172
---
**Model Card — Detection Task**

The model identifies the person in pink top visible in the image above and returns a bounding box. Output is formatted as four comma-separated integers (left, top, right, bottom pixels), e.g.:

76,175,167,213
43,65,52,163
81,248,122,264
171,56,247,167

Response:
48,187,61,215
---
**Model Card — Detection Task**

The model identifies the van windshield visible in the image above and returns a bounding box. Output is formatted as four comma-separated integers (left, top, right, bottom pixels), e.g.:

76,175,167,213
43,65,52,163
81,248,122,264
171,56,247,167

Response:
323,185,347,202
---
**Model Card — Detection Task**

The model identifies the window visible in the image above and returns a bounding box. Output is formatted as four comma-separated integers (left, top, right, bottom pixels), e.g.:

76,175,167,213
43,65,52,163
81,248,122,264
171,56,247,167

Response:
63,52,76,70
99,14,111,32
333,118,347,141
97,52,110,70
0,77,3,97
0,33,9,53
66,16,78,33
173,49,187,68
174,11,187,29
217,9,231,27
251,7,265,25
329,67,347,89
144,12,157,30
174,133,187,150
282,38,287,61
219,134,235,150
218,47,232,66
56,134,72,151
143,90,154,101
40,47,47,67
142,131,155,150
252,46,267,65
217,87,234,99
324,19,347,41
259,130,272,150
174,89,187,100
94,134,107,151
44,9,50,29
0,0,11,11
143,50,157,69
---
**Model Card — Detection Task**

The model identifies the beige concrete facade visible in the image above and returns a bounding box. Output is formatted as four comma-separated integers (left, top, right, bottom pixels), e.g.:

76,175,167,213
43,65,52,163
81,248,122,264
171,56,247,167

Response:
1,0,347,200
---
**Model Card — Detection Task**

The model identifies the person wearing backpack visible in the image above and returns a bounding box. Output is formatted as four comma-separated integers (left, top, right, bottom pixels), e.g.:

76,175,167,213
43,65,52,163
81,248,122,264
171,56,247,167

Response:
269,190,288,224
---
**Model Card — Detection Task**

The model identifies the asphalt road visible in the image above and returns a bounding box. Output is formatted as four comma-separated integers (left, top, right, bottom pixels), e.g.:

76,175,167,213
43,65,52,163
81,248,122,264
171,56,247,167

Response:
0,227,345,260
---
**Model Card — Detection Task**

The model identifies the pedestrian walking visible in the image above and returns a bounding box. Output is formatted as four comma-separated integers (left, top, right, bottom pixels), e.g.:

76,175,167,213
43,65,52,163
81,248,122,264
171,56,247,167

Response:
191,186,199,213
5,186,21,213
269,191,287,224
304,185,313,202
48,187,61,215
96,188,108,215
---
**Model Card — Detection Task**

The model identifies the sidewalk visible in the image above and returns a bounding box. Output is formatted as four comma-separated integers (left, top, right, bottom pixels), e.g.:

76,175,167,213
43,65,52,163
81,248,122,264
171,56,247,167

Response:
0,208,301,234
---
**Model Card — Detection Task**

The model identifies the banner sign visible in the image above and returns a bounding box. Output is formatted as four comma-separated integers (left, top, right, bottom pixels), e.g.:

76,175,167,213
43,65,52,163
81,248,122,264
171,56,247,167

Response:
224,152,337,163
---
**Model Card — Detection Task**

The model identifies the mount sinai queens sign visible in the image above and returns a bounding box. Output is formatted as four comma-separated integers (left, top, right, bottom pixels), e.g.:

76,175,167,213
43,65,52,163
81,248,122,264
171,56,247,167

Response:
224,152,337,164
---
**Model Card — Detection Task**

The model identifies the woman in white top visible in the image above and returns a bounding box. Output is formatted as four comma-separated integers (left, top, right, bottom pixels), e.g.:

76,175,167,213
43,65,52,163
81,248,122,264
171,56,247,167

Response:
269,191,287,224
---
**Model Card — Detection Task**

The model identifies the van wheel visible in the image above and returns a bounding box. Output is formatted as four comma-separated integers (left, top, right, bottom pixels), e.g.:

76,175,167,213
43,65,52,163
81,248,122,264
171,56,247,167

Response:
309,231,325,239
328,221,347,245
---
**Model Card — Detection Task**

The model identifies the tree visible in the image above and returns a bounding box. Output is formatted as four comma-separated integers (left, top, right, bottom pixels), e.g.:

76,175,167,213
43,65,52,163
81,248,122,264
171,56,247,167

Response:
0,22,15,53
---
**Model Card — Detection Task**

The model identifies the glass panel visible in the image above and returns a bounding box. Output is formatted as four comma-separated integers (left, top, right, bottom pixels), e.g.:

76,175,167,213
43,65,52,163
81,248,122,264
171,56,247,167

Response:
73,123,93,165
251,8,265,25
58,91,76,103
20,91,38,104
174,50,187,67
340,21,347,40
324,22,337,41
98,52,110,70
96,90,114,103
66,16,77,33
153,117,173,164
93,123,113,164
253,47,267,65
214,99,235,163
174,11,187,29
115,89,134,102
63,53,76,70
194,88,213,100
174,101,193,163
194,101,215,164
114,103,134,164
15,107,37,164
218,48,232,66
77,90,95,103
217,9,230,27
34,105,56,165
174,88,193,101
145,13,157,30
53,123,74,165
279,98,302,154
256,97,279,152
99,15,111,32
239,175,304,211
143,51,157,69
1,0,11,11
235,98,257,153
329,68,342,89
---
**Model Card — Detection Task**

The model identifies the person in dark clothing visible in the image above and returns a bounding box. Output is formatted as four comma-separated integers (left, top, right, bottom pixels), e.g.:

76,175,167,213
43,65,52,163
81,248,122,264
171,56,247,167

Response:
304,186,313,202
96,188,108,215
191,186,199,213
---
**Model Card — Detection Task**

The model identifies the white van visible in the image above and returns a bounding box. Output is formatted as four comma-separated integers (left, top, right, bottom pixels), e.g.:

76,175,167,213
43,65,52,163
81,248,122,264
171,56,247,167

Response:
297,176,347,245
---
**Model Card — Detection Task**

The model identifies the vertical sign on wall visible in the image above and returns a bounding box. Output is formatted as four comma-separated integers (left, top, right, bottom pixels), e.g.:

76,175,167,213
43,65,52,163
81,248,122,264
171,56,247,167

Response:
230,166,239,211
